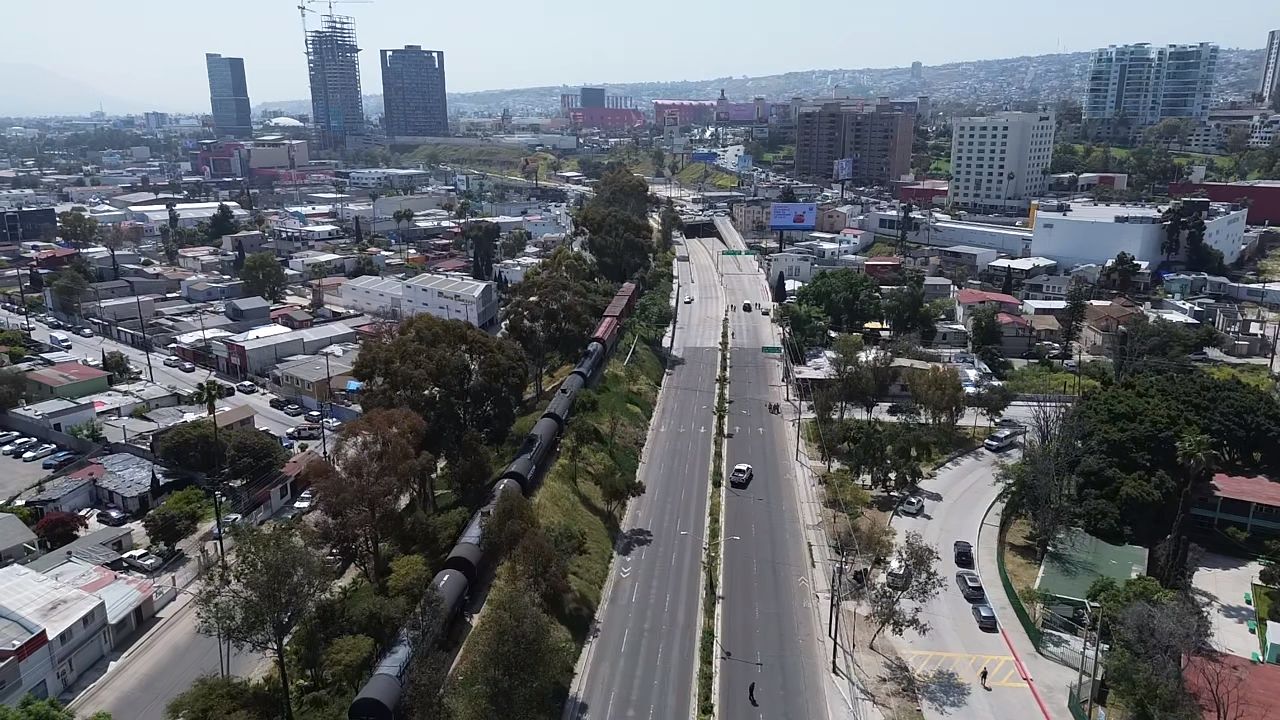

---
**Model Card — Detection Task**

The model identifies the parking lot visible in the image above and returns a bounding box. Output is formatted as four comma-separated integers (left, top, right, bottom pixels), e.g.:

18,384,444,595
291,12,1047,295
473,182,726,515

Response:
1192,548,1266,659
0,447,57,501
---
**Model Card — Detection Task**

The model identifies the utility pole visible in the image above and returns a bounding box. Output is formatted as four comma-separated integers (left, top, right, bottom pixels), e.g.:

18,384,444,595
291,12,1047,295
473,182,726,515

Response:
135,292,155,383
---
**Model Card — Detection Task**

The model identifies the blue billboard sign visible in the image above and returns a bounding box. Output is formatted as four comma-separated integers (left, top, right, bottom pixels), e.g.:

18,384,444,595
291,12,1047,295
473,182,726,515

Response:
769,202,817,231
736,154,753,172
691,151,718,164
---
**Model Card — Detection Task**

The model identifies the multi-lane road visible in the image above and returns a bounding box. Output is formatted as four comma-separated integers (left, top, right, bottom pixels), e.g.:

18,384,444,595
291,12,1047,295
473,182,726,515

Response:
566,233,725,719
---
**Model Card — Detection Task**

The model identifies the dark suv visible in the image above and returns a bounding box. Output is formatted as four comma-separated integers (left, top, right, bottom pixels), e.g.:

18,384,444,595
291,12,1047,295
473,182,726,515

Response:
954,540,974,567
956,570,985,601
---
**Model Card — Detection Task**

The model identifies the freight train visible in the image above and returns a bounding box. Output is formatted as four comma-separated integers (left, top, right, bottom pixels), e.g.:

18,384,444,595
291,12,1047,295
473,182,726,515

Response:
348,282,639,720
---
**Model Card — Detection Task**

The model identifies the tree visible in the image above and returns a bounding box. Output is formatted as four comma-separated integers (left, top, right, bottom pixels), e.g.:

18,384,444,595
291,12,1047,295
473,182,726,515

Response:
657,198,682,250
968,306,1003,352
1062,282,1088,346
195,524,331,720
778,186,798,203
795,268,882,332
354,313,527,455
191,379,222,418
445,578,571,720
392,208,416,241
240,252,287,302
101,223,135,279
27,267,43,293
159,225,179,265
1000,267,1014,296
34,511,88,548
501,228,531,259
102,350,132,378
1101,589,1207,719
972,383,1015,426
323,634,376,692
0,697,112,720
1161,207,1184,260
307,408,425,591
579,208,653,285
997,400,1081,558
882,273,938,344
1108,251,1141,292
1162,433,1220,584
67,419,105,442
154,421,286,480
0,369,27,410
772,271,787,304
347,254,379,278
909,366,966,426
593,462,645,523
206,203,241,242
165,675,278,720
143,502,200,548
504,271,601,397
56,210,98,246
868,531,945,643
1185,651,1256,720
897,201,914,253
465,221,500,280
50,270,89,317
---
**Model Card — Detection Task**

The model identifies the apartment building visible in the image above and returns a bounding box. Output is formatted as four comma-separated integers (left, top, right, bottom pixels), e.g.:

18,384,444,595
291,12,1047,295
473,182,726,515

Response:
1261,30,1280,107
794,99,914,186
343,275,404,318
947,110,1055,212
380,46,448,138
403,273,498,328
1083,43,1218,141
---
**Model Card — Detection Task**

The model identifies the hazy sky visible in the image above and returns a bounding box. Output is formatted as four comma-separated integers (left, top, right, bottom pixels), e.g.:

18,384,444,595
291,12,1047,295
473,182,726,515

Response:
2,0,1278,115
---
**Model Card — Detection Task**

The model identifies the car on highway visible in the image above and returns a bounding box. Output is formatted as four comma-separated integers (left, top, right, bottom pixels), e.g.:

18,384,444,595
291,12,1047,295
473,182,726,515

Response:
236,381,258,394
954,540,974,567
956,570,986,601
43,450,78,470
22,443,58,462
179,361,196,372
96,507,129,526
0,431,19,446
163,355,183,368
269,396,290,411
972,603,998,631
760,306,770,316
729,463,753,487
741,301,753,312
305,410,323,424
2,437,37,456
683,295,694,304
283,404,305,417
76,327,93,338
322,418,342,431
293,489,316,513
900,495,924,516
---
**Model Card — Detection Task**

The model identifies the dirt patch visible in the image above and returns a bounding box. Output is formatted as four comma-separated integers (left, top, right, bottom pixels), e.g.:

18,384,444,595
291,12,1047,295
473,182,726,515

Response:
844,608,926,720
1003,516,1043,599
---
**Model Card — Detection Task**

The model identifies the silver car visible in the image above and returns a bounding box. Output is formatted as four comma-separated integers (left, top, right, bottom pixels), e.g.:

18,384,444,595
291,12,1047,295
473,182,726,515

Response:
2,437,37,456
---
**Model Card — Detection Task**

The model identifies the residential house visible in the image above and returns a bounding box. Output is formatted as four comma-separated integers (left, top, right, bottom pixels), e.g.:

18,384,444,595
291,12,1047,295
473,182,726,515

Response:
176,246,225,273
1162,272,1232,298
275,309,315,330
216,323,357,378
271,353,356,403
933,322,968,348
0,513,39,566
1101,257,1154,294
180,276,244,302
1192,472,1280,538
1081,300,1142,355
955,288,1020,325
922,276,955,303
995,313,1035,355
1027,314,1063,345
31,555,171,649
1023,274,1074,301
221,230,266,256
73,453,179,514
8,398,96,433
225,296,271,323
937,245,998,278
288,251,353,279
817,204,859,234
24,362,112,400
982,257,1059,291
25,475,96,516
0,565,110,702
763,252,815,285
25,527,134,569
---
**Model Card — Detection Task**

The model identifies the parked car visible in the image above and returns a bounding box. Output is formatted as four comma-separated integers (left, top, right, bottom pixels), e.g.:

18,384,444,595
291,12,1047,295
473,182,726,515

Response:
236,381,258,394
287,424,323,440
729,463,754,487
76,327,93,337
96,508,128,526
283,404,305,417
163,355,182,368
218,383,236,398
994,418,1024,429
0,431,19,446
269,396,289,410
953,540,974,567
46,319,63,330
179,361,196,372
22,443,58,462
293,489,316,512
900,495,925,516
321,418,342,431
212,513,244,538
956,570,986,601
122,549,165,573
304,411,324,424
2,437,37,456
43,450,78,470
1063,359,1079,373
972,603,998,631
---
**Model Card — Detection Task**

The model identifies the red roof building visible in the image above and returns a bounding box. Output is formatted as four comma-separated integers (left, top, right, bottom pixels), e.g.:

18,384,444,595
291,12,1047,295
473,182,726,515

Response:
1169,181,1280,225
1192,472,1280,536
1185,652,1280,720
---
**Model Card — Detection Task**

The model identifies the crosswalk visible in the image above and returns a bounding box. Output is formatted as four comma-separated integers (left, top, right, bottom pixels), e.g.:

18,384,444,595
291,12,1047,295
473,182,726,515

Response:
902,650,1028,689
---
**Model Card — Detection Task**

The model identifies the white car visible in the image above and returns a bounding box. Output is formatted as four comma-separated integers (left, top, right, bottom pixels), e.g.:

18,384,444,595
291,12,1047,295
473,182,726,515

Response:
1,437,37,456
900,495,925,516
293,489,316,512
729,463,754,487
22,443,58,462
212,513,244,539
321,418,342,431
163,355,182,368
77,327,94,338
683,295,694,304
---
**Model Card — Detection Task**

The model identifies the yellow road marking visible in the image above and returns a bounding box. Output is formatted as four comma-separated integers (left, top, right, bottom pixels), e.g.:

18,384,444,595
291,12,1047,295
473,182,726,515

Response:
902,651,1028,688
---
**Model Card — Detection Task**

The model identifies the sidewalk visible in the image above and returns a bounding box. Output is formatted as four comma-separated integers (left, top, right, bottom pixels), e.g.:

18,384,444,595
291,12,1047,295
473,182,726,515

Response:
976,499,1077,720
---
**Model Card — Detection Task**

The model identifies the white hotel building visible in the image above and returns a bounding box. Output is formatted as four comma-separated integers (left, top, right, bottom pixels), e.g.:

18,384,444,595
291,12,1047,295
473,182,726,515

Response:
947,110,1056,213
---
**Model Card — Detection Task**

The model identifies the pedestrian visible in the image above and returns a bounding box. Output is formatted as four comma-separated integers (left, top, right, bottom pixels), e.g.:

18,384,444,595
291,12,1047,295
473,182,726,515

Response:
748,681,756,705
979,666,989,689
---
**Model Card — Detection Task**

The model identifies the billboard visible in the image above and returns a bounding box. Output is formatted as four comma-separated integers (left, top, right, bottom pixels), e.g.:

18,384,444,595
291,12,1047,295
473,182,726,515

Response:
769,202,817,230
664,111,679,127
736,154,754,172
691,151,718,164
833,157,856,181
751,125,769,139
714,110,730,123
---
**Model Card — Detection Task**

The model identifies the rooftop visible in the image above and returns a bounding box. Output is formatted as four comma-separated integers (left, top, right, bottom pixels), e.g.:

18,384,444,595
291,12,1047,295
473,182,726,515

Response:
941,244,999,255
957,288,1019,305
37,556,155,625
406,273,490,298
1209,473,1280,507
1037,527,1148,602
0,565,102,645
988,256,1057,271
92,453,178,500
0,513,36,552
344,275,404,296
26,526,134,572
26,361,110,388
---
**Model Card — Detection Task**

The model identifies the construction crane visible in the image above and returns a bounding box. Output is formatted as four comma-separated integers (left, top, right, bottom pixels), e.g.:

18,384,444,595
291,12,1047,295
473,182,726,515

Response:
297,0,372,35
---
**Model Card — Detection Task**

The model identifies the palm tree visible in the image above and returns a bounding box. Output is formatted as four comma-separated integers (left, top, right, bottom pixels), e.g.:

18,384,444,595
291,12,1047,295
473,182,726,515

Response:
191,380,222,418
1166,433,1219,584
392,209,415,260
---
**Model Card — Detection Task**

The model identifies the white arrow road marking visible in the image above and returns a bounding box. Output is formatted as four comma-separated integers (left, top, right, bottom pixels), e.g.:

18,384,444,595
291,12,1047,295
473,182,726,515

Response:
700,425,706,433
619,563,632,579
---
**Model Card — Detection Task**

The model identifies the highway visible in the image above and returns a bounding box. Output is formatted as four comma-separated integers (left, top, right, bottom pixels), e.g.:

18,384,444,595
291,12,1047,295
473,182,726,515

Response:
717,219,831,720
890,449,1041,719
565,232,725,720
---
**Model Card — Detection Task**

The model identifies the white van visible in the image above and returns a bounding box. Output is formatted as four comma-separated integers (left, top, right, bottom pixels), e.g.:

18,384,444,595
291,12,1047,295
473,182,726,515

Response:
49,331,72,350
984,429,1020,452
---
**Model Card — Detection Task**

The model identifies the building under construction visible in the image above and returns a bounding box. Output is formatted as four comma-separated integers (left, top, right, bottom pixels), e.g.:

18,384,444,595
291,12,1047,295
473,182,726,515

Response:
306,14,365,152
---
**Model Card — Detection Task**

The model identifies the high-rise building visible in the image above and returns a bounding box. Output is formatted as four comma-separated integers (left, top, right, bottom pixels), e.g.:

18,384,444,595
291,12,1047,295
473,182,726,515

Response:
911,61,923,81
793,99,914,186
1082,43,1218,141
1261,30,1280,108
380,45,448,138
205,53,252,138
947,110,1056,213
306,14,365,151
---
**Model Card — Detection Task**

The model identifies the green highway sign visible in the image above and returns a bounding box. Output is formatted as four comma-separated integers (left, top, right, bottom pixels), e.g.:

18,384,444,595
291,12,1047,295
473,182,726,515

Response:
761,346,783,354
721,250,753,256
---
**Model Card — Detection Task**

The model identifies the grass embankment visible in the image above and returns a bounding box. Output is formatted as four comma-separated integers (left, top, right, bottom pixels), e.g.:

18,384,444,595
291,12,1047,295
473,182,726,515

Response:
1004,364,1100,396
696,312,730,719
396,142,560,181
677,162,739,190
1255,583,1275,657
1204,363,1276,391
1002,517,1044,602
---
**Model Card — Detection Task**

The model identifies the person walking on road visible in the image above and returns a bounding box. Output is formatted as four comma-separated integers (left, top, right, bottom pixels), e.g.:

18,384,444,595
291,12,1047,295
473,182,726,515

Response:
979,666,989,690
748,682,757,706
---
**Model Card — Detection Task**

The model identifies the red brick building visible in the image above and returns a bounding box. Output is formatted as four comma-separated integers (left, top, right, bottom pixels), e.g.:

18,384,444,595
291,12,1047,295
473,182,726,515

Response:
1168,181,1280,225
